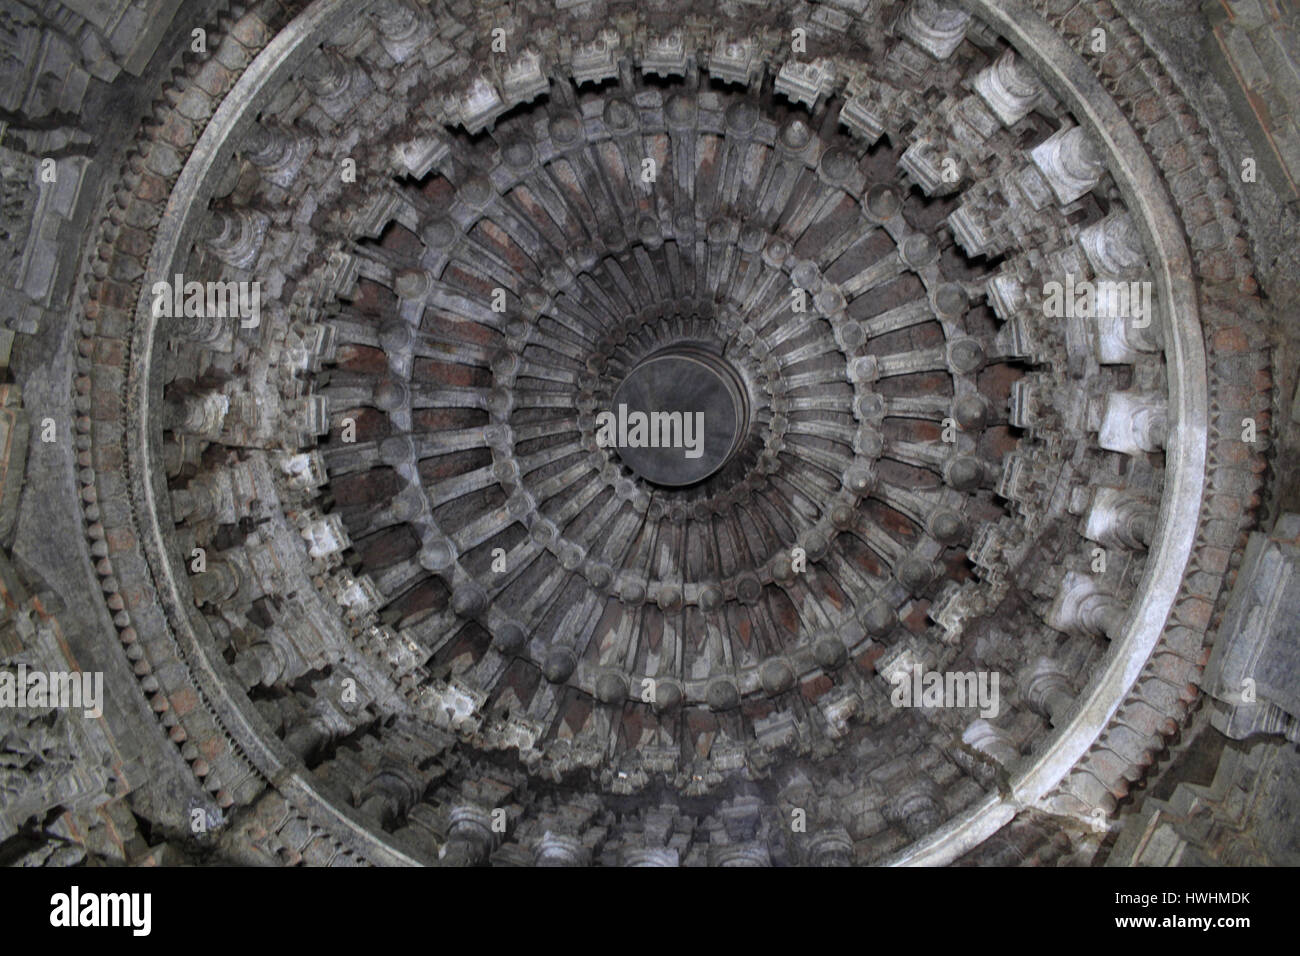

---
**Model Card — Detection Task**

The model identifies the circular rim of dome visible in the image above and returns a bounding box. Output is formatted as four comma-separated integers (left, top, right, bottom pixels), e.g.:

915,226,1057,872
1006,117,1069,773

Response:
887,0,1206,865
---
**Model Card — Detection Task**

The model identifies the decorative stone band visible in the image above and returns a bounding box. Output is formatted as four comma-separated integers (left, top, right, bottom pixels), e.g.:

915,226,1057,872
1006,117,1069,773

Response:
127,0,422,866
886,0,1207,866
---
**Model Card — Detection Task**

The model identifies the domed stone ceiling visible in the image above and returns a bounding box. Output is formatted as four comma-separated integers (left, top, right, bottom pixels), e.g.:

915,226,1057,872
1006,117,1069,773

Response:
3,0,1287,868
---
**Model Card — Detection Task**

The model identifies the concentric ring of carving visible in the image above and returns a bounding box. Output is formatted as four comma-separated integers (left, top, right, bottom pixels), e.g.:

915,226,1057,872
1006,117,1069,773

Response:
305,75,1024,717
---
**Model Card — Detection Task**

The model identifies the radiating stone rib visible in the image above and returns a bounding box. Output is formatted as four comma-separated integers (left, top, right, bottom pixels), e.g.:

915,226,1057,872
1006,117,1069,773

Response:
840,251,907,299
503,181,584,248
790,394,863,414
422,280,510,328
872,481,949,532
543,477,606,530
514,440,588,481
593,509,653,568
754,306,820,349
884,437,960,473
327,317,383,348
778,337,846,367
786,419,858,447
820,550,889,606
482,541,547,596
778,441,855,486
822,217,885,269
344,496,407,539
514,567,585,647
884,394,953,421
422,464,499,510
371,554,427,596
405,385,488,410
785,367,850,390
474,198,547,254
860,298,934,339
561,150,625,238
321,440,385,477
318,375,384,411
567,495,625,551
388,324,496,364
521,461,591,512
773,457,846,502
507,355,576,385
875,345,950,378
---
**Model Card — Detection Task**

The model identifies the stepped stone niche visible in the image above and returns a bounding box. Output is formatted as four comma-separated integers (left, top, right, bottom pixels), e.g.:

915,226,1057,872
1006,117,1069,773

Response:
0,0,1297,868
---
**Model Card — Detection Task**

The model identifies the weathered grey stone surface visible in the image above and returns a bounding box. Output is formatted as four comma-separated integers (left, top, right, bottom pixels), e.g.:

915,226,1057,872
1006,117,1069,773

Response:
1208,513,1300,743
0,0,1294,868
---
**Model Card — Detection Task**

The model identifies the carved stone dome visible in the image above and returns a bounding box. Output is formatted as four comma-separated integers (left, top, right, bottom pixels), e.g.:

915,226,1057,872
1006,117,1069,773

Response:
0,0,1295,869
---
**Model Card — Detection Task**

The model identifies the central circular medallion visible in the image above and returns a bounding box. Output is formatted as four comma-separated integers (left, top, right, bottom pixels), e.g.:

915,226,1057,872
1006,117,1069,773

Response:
606,347,749,487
